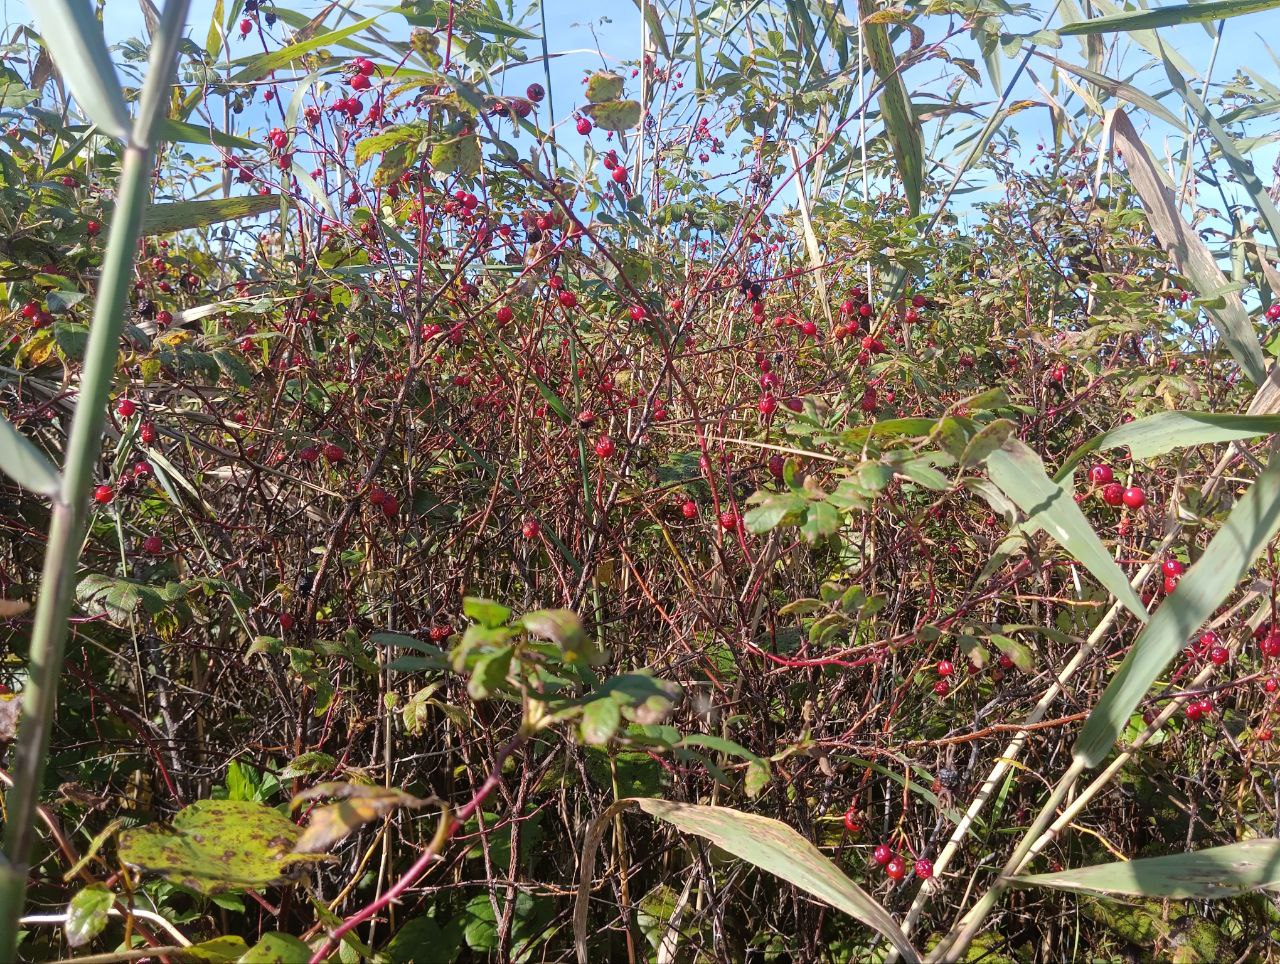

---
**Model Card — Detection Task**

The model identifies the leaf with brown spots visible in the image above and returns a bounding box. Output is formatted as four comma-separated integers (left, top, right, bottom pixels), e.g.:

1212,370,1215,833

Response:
118,799,324,894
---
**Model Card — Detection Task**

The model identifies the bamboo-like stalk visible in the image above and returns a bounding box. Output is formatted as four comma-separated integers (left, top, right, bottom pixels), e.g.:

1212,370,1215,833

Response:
0,1,190,955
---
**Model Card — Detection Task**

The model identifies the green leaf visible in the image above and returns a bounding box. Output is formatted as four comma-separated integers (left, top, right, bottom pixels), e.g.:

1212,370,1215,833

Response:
521,609,593,663
744,492,809,533
858,0,923,215
0,415,59,498
1057,0,1280,35
986,438,1148,622
143,194,281,234
581,100,642,131
430,133,481,176
157,118,261,152
463,597,511,628
1036,54,1188,132
585,71,625,103
579,800,919,962
799,500,841,541
182,935,249,961
277,751,336,780
1075,455,1280,767
384,917,449,963
228,15,381,84
1157,41,1280,246
467,645,513,700
899,458,951,491
960,419,1016,468
1059,411,1280,480
31,0,131,139
1011,839,1280,898
238,932,314,963
1110,110,1266,384
65,883,112,948
117,799,320,894
596,673,682,725
989,633,1033,671
581,697,622,745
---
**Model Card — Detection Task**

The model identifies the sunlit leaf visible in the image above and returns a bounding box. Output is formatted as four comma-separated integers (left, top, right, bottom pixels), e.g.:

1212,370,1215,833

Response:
1012,839,1280,898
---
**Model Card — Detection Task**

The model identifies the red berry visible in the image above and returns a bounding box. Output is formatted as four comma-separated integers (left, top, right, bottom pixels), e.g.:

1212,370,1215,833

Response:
142,535,164,555
1208,645,1229,665
933,679,950,697
1185,701,1204,722
843,808,861,834
576,117,593,135
1267,304,1280,321
937,660,954,677
1122,486,1146,509
116,398,137,417
758,394,777,416
368,485,387,506
522,518,540,539
611,165,627,184
155,309,173,327
558,290,578,309
997,653,1015,670
911,294,927,308
594,435,616,459
872,844,893,866
800,320,818,337
92,484,113,504
1162,558,1185,576
1262,635,1280,658
495,305,514,324
350,72,370,91
355,57,375,76
140,422,157,444
1163,574,1180,594
885,857,906,880
298,446,320,463
526,82,545,102
718,509,739,531
1101,482,1125,506
1259,728,1274,741
1197,630,1218,652
239,17,252,35
322,443,344,463
279,613,295,632
1088,464,1114,485
681,500,698,519
20,301,38,320
86,220,101,236
629,304,646,322
913,858,933,880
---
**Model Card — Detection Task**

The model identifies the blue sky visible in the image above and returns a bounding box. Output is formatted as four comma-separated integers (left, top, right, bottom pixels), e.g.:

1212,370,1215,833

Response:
2,0,1278,220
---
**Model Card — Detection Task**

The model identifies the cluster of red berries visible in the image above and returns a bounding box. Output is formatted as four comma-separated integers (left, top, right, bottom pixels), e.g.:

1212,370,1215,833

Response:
367,486,398,518
871,841,933,882
1087,464,1145,509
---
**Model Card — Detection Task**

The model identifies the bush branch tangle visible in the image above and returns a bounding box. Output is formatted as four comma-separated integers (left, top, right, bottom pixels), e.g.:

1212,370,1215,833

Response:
2,0,1280,960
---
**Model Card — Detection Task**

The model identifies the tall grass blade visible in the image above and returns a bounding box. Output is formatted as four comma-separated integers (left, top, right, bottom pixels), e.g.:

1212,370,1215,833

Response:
986,438,1149,622
1157,42,1280,245
0,416,60,498
857,0,922,215
575,799,919,963
1012,839,1280,898
30,0,132,139
1058,0,1280,35
1111,109,1267,384
1074,454,1280,767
